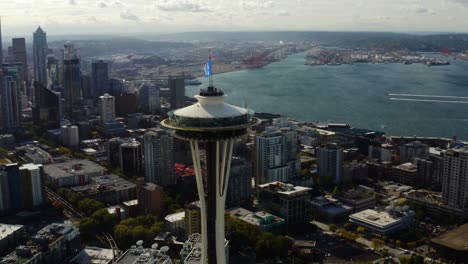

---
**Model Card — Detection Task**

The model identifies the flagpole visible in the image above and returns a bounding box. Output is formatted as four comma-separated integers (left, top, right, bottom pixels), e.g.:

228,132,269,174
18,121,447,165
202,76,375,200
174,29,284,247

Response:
209,56,214,87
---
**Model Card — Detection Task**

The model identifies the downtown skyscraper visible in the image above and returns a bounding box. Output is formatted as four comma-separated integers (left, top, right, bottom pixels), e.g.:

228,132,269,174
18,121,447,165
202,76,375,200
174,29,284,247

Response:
63,58,81,119
143,129,175,186
0,17,3,65
0,64,22,131
91,60,109,100
11,38,28,82
33,27,48,87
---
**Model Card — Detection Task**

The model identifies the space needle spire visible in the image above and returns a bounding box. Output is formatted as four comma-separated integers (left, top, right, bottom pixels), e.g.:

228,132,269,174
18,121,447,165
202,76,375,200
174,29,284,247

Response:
162,58,260,264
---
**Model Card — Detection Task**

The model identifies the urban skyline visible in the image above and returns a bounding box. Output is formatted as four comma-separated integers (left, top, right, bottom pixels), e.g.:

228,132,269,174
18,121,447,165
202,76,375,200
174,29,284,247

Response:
1,0,468,36
2,3,468,264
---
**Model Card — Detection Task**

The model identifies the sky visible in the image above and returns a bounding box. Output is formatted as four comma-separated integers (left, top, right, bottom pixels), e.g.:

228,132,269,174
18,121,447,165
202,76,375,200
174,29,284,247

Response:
1,0,468,36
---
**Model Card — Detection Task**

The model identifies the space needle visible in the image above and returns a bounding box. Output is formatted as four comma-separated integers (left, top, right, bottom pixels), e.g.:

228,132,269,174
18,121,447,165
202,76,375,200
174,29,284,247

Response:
162,58,260,264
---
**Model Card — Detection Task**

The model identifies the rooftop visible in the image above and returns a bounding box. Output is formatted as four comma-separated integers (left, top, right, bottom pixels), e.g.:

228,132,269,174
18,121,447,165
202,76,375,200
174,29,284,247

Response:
431,223,468,251
71,174,136,194
43,159,107,179
393,162,417,172
115,245,172,264
350,209,402,229
229,207,285,227
19,163,42,171
0,224,24,240
258,181,312,196
164,212,185,223
69,246,114,264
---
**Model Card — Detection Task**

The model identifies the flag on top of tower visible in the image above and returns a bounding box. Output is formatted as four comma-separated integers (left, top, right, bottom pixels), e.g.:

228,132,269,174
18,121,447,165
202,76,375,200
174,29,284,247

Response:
203,57,212,78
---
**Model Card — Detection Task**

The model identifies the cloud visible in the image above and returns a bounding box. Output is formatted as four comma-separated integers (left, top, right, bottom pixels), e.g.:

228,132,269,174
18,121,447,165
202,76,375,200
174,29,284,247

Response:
277,10,290,16
120,10,139,21
112,0,123,7
69,0,78,5
401,6,436,15
449,0,468,6
96,1,107,8
241,0,274,10
156,0,212,12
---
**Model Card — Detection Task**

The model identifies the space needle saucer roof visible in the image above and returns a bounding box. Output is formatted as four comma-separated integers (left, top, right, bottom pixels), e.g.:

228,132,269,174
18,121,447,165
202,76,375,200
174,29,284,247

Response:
161,86,260,139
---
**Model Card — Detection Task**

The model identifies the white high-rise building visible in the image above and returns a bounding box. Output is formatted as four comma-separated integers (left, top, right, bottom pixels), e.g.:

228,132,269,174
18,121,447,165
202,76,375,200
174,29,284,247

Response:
99,93,115,124
143,129,175,186
317,144,344,184
19,164,44,207
442,148,468,209
255,127,299,184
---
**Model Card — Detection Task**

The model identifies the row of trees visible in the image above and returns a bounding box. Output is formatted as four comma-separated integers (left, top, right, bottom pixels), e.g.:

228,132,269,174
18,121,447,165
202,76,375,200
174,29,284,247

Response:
79,208,119,240
229,218,292,261
113,215,165,249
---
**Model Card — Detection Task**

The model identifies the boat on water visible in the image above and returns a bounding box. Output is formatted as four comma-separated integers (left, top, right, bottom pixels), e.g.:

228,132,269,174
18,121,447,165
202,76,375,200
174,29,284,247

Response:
184,79,203,85
426,60,450,66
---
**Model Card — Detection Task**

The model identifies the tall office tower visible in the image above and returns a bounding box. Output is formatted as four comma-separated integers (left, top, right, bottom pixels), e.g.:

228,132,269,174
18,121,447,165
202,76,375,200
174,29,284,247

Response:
3,164,21,210
63,58,82,119
60,125,79,148
317,143,344,184
0,65,22,131
81,74,92,100
0,170,11,212
399,141,429,163
11,38,28,82
0,17,3,65
19,164,44,208
91,60,109,99
442,148,468,209
168,76,185,110
139,83,160,114
33,82,60,128
143,129,175,186
162,83,259,264
119,139,142,177
99,93,115,124
46,55,59,89
33,27,48,87
254,128,290,185
226,158,252,208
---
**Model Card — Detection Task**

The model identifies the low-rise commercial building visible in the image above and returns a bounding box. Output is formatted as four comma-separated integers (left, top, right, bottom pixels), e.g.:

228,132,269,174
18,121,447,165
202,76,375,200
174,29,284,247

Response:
69,246,114,264
179,233,228,264
228,207,285,234
43,159,107,187
333,185,375,212
257,181,311,231
71,174,136,204
0,224,25,256
406,189,468,223
392,162,418,186
0,222,80,264
349,209,405,235
115,243,172,264
311,196,353,223
431,223,468,263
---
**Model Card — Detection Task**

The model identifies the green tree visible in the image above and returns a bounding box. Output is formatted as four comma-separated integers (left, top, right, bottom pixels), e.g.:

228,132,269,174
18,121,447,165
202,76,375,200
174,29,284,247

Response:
356,226,366,233
78,199,104,216
79,217,99,240
91,208,119,233
371,237,385,250
114,224,132,249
